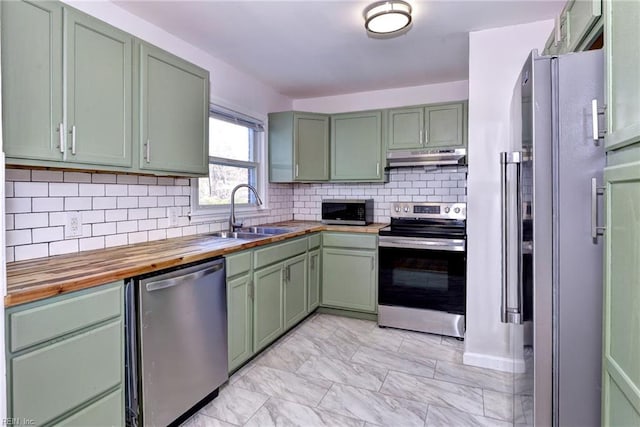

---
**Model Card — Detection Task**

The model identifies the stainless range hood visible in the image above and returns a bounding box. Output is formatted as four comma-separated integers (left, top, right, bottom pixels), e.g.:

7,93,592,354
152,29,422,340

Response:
386,148,466,167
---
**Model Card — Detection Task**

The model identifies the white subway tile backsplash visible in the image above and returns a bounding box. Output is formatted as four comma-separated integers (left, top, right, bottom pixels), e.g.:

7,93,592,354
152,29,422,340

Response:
32,170,63,182
166,227,182,238
138,176,157,185
50,183,78,197
15,243,48,261
79,184,105,197
7,230,32,246
65,197,92,211
14,182,48,197
64,172,91,183
139,196,158,208
105,184,128,196
128,231,148,244
93,222,117,236
6,169,31,182
148,207,166,219
81,210,105,224
32,227,64,244
149,186,167,196
6,198,32,214
157,177,175,186
15,213,48,229
6,214,14,230
32,197,64,212
128,185,148,196
93,197,117,210
6,247,15,263
158,196,174,207
49,239,79,256
148,229,167,241
117,197,138,209
138,219,157,231
117,175,138,185
91,173,117,184
117,220,138,234
105,234,128,248
106,209,128,222
80,236,105,251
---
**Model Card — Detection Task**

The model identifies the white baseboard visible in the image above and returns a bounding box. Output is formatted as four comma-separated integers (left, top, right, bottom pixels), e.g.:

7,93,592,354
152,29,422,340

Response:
463,351,526,373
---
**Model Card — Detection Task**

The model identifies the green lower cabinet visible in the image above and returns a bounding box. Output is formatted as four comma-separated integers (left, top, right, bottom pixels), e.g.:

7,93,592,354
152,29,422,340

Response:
284,254,308,329
253,263,284,352
321,247,377,313
227,273,253,372
307,248,321,312
601,158,640,425
6,281,124,426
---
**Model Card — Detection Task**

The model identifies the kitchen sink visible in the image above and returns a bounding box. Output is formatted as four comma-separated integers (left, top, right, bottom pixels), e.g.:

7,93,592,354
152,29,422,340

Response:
209,231,271,240
236,227,292,235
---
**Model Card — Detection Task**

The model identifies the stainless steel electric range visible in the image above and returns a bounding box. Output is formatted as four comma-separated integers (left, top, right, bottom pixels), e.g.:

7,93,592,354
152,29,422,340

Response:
378,202,467,338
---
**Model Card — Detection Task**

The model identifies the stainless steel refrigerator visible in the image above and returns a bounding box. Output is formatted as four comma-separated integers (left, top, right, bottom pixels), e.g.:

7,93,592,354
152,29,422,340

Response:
501,49,604,426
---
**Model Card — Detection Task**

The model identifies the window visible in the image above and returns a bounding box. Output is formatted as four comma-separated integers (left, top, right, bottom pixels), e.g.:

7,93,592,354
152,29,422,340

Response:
192,106,266,218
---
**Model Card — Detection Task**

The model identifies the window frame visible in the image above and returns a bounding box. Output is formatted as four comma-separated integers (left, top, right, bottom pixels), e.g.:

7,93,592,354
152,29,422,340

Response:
189,105,269,224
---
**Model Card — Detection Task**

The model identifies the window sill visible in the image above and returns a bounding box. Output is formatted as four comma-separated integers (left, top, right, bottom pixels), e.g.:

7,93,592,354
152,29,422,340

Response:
189,207,272,225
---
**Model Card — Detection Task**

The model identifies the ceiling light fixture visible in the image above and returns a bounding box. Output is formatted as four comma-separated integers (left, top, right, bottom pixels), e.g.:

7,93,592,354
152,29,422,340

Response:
364,0,412,36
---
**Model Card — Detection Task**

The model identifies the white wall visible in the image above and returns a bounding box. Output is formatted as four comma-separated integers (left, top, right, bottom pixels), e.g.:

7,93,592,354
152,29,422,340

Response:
63,1,292,119
464,20,553,371
292,80,468,113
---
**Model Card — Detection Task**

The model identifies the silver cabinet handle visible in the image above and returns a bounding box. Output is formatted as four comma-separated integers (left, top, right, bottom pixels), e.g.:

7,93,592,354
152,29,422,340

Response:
58,123,65,154
591,177,606,242
500,152,523,325
146,264,223,292
419,129,424,145
591,99,606,145
424,128,428,144
554,14,561,44
376,162,380,176
70,125,76,155
295,164,299,178
145,139,151,163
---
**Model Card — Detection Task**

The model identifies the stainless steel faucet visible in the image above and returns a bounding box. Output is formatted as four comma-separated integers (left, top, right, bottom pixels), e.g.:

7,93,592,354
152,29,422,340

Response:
229,184,263,232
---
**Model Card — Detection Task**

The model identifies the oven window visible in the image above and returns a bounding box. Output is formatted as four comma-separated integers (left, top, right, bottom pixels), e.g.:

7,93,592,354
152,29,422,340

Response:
379,246,466,314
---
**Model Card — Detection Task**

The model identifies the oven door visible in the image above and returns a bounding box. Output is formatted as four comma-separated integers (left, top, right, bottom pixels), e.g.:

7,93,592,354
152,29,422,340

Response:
378,236,466,315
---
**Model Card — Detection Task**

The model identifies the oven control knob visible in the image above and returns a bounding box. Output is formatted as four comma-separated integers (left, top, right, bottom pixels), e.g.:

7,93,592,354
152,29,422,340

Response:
444,207,450,213
454,207,461,213
394,205,400,212
403,206,409,213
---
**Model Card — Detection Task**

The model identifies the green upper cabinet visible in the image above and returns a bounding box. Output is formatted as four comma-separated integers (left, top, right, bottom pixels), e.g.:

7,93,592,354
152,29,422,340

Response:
565,0,602,52
604,0,640,150
268,111,329,182
65,8,132,167
2,0,64,162
331,110,384,181
387,102,467,151
138,42,209,176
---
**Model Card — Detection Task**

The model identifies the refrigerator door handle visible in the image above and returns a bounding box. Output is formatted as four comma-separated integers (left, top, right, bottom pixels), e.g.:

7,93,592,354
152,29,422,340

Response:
591,99,607,145
591,177,606,242
500,152,523,325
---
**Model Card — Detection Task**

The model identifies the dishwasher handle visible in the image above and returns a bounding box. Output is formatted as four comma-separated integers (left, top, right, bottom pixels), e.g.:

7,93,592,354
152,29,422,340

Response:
145,263,224,292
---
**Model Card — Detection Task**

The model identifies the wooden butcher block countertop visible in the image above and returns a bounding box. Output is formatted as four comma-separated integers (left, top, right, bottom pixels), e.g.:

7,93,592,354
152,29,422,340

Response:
5,221,386,307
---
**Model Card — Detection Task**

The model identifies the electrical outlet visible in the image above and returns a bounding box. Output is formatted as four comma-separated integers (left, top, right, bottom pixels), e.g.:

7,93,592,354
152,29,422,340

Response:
65,211,83,238
168,207,179,227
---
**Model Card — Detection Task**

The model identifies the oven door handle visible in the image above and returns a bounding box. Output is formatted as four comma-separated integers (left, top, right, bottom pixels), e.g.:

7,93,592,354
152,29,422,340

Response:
378,238,465,252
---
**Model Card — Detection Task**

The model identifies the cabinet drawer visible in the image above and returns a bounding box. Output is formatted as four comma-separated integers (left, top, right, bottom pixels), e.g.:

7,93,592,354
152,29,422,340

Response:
322,232,377,250
308,233,321,249
10,320,123,424
226,251,252,277
254,238,307,269
58,388,123,427
9,281,122,353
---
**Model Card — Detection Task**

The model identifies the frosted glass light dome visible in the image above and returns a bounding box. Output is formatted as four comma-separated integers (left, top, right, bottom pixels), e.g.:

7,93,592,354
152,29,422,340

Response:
364,1,412,35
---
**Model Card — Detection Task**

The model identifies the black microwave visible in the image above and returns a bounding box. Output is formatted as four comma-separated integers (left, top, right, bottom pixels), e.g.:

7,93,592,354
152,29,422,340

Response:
321,199,374,225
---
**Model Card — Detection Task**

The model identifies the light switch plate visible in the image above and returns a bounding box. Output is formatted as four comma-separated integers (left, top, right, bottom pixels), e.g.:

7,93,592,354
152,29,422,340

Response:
65,211,83,238
168,207,179,227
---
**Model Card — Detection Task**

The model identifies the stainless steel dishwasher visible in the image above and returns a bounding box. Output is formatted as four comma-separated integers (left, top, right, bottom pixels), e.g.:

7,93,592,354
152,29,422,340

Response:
125,257,228,427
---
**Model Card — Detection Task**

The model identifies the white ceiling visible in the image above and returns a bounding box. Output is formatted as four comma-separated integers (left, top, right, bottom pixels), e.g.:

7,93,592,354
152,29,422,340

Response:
113,0,564,99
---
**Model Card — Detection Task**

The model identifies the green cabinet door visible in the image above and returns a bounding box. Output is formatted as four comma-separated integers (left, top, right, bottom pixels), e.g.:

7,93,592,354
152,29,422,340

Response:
295,113,330,181
601,159,640,425
253,263,284,352
604,0,640,150
388,107,424,150
284,254,307,330
65,9,132,167
566,0,602,52
331,111,383,181
308,248,321,312
321,248,377,313
227,274,253,372
139,42,209,175
1,0,64,161
424,103,465,148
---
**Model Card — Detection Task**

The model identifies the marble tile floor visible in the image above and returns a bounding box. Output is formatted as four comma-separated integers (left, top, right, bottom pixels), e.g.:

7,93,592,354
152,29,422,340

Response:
182,313,532,427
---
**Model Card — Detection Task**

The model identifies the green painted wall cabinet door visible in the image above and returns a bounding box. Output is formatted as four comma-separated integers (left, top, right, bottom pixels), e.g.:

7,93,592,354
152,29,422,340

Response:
388,107,424,150
1,0,64,161
268,111,329,182
604,0,640,150
139,42,210,175
601,159,640,425
65,8,132,167
331,111,383,181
